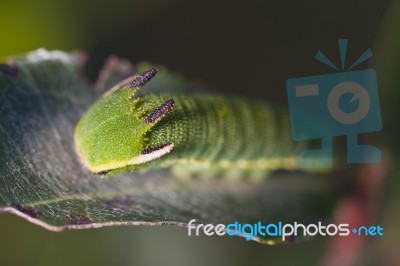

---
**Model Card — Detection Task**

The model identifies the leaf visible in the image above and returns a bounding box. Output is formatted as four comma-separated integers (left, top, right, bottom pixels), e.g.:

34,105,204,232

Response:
0,49,339,244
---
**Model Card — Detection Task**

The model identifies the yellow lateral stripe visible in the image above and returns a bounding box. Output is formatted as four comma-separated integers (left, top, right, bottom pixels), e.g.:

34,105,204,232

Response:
161,157,300,171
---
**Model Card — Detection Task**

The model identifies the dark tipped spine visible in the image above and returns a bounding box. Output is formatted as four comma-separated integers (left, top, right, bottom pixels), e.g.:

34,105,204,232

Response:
128,67,158,88
142,143,172,155
145,99,175,123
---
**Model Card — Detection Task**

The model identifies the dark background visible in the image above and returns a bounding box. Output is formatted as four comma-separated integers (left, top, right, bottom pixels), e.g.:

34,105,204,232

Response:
1,0,399,265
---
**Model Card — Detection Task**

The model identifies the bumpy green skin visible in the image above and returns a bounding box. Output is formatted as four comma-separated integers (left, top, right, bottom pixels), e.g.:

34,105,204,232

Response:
75,88,146,173
75,82,310,178
145,93,306,177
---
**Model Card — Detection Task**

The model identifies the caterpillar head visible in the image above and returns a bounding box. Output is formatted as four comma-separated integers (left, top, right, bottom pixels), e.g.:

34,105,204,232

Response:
74,68,176,176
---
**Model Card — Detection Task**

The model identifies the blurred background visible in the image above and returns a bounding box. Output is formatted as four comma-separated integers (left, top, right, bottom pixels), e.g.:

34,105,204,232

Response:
1,0,399,265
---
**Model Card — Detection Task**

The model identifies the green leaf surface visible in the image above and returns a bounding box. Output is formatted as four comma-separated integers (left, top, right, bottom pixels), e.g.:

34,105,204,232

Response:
0,49,338,244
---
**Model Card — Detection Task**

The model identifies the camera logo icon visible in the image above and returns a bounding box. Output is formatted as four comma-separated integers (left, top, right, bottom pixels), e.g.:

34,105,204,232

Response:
328,81,370,125
286,39,382,168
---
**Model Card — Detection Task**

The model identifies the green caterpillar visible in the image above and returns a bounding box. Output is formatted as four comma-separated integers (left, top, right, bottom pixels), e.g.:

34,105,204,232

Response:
74,68,314,178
